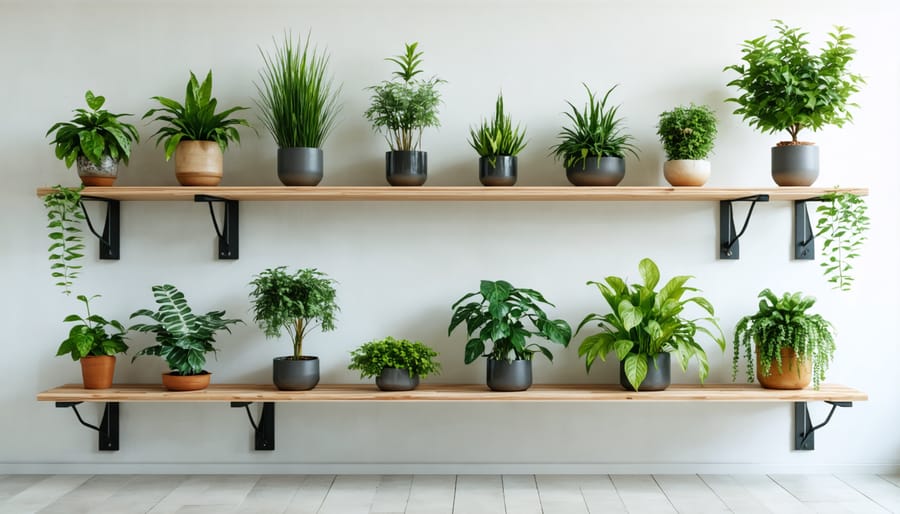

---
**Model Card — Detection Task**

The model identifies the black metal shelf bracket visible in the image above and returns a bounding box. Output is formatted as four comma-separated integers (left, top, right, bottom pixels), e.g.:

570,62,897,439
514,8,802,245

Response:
55,401,119,451
230,402,274,451
720,194,770,260
194,195,239,260
794,197,826,260
794,400,852,451
79,197,120,260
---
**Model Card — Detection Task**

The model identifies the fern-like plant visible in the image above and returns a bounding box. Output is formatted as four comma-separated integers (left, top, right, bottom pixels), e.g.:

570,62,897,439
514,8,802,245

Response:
348,336,441,379
551,84,638,169
43,185,85,295
815,192,869,291
468,93,527,167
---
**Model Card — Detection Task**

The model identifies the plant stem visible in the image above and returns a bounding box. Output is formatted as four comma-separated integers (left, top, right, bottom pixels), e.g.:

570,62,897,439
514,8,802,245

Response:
294,318,304,359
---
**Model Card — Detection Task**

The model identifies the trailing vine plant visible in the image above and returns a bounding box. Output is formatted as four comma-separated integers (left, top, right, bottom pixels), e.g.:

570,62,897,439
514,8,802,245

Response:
815,192,869,291
43,185,85,295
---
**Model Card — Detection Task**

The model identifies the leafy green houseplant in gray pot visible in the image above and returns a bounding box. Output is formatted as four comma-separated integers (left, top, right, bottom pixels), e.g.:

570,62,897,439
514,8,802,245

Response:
656,104,717,186
468,93,527,186
577,258,725,391
724,21,864,186
256,33,341,186
57,294,128,389
365,42,443,186
551,84,638,186
249,267,339,391
348,336,441,391
449,280,572,391
46,91,140,186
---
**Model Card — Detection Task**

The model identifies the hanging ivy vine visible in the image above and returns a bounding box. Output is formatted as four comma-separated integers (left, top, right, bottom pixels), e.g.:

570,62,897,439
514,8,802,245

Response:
43,185,85,295
815,192,869,292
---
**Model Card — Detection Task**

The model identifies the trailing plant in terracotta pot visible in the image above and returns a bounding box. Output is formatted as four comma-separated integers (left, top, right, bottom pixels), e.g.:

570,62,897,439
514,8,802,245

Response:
348,336,441,391
42,185,85,296
656,104,717,186
56,295,129,389
468,93,527,186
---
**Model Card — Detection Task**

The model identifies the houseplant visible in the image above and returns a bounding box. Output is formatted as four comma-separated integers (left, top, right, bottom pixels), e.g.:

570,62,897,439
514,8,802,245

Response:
365,42,444,186
551,84,638,186
448,280,571,391
43,185,85,296
256,32,341,186
248,267,339,390
348,336,440,391
815,191,869,291
143,70,251,186
468,93,527,186
724,21,864,186
733,289,835,390
656,104,717,186
56,295,129,389
130,284,241,391
46,90,140,186
577,258,726,391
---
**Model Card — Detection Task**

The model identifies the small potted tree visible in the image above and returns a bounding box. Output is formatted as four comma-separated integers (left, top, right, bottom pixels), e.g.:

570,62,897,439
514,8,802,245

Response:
365,42,444,186
468,93,527,186
144,71,251,186
551,84,638,186
733,289,835,390
56,295,128,389
656,104,717,186
449,280,571,392
130,284,242,391
348,336,441,391
248,267,339,391
46,91,140,186
724,21,864,186
577,258,725,391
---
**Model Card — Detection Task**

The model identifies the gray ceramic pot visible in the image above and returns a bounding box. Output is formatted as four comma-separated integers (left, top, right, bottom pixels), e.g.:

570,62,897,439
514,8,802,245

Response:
76,155,118,186
278,147,324,186
375,367,420,391
486,358,533,392
619,353,671,391
386,151,427,186
273,356,319,391
566,156,625,186
479,156,517,186
771,145,819,186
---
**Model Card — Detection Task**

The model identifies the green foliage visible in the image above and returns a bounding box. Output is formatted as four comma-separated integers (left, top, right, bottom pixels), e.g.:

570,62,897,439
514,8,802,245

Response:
724,20,865,143
656,104,718,160
43,185,85,295
364,42,444,151
551,84,638,169
348,336,441,379
733,289,835,389
815,192,869,291
130,284,242,376
577,258,726,391
448,280,572,364
248,267,339,359
46,90,140,168
468,93,527,166
255,32,341,149
143,70,251,160
56,295,128,361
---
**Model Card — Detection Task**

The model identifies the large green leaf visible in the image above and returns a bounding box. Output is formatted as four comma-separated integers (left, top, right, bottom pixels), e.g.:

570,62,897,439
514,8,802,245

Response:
623,353,649,391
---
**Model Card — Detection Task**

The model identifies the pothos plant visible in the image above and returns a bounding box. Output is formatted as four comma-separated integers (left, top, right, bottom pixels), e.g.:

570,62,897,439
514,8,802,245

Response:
43,185,85,295
46,90,140,168
815,192,869,291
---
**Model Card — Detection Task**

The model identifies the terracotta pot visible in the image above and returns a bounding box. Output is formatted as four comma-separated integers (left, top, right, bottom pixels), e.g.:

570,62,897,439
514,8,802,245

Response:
80,355,116,389
756,347,812,389
161,372,211,391
173,141,223,186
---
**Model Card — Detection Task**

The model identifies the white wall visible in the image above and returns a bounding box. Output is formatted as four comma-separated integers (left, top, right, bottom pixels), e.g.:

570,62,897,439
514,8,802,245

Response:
1,0,898,474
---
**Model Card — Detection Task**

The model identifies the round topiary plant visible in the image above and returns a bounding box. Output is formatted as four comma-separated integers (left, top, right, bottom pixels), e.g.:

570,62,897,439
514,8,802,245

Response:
348,337,440,379
656,104,717,161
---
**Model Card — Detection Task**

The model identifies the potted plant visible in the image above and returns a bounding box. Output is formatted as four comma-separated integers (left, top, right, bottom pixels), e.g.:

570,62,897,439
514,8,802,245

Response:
248,267,339,391
724,21,864,186
815,191,869,291
656,104,717,186
43,185,85,296
56,295,128,389
551,84,638,186
733,289,835,390
256,32,341,186
46,90,140,186
448,280,571,392
577,258,725,391
365,42,444,186
130,284,241,391
348,336,441,391
143,70,250,186
468,93,527,186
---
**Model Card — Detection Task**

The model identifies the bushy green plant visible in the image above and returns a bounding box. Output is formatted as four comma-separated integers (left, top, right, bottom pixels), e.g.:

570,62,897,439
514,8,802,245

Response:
364,42,444,151
816,192,869,291
656,104,717,160
143,70,251,160
733,289,835,389
43,185,85,295
348,336,441,379
248,267,339,359
256,32,341,149
449,280,572,364
57,295,128,360
551,84,638,169
468,93,527,166
130,285,242,376
577,258,725,391
724,20,864,144
46,90,140,168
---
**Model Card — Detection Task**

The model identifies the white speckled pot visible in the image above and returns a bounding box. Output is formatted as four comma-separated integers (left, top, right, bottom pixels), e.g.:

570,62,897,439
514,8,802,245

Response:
76,155,118,186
